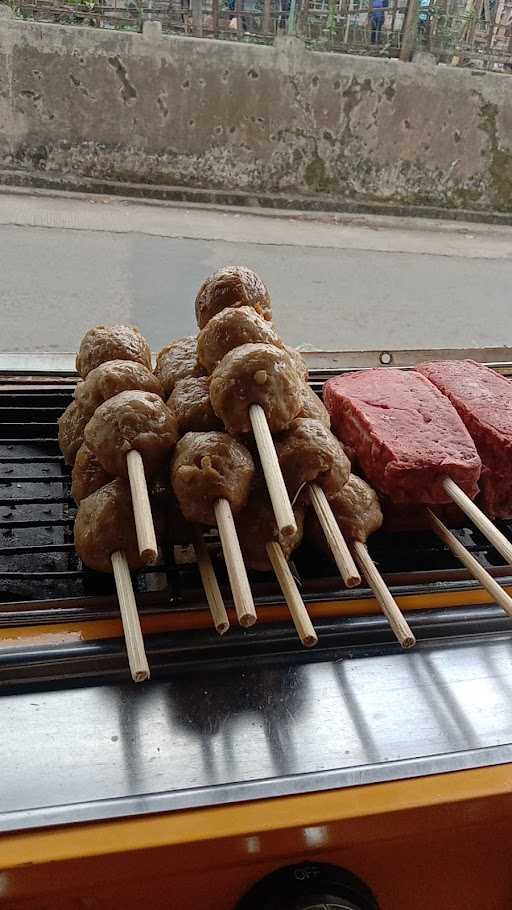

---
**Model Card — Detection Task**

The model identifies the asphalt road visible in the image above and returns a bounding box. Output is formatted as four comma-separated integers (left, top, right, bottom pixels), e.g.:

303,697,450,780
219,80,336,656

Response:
2,189,512,356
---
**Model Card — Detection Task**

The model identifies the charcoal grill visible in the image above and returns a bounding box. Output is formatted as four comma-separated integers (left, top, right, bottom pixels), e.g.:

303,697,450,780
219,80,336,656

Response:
2,352,512,910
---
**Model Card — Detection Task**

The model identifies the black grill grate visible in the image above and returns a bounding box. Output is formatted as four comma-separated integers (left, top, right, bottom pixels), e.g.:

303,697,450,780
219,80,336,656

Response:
1,381,512,620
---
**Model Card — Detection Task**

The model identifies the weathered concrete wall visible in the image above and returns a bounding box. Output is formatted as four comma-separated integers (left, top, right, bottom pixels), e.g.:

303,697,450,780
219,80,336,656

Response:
1,12,512,211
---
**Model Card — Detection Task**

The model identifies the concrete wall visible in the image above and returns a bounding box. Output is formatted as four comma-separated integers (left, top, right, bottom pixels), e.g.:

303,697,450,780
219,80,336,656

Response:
1,11,512,212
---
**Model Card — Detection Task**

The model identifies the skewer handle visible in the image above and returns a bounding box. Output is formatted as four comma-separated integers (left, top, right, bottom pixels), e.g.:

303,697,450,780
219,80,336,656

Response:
214,498,257,628
266,541,318,648
111,550,150,682
429,510,512,618
126,449,158,563
249,404,297,538
352,540,416,649
192,527,230,635
309,483,361,588
443,476,512,566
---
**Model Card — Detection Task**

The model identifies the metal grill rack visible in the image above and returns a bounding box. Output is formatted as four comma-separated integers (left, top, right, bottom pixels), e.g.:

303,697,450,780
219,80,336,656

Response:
2,376,512,688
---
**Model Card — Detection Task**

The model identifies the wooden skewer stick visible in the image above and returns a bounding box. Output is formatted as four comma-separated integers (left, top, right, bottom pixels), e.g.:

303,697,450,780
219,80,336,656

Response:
352,540,416,649
266,541,318,648
249,403,297,538
443,476,512,565
214,498,257,628
126,449,158,563
192,527,230,635
429,510,512,618
309,483,361,588
111,549,150,682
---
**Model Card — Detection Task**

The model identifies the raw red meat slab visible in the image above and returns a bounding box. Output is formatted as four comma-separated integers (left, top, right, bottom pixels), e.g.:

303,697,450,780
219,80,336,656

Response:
323,368,481,504
417,359,512,518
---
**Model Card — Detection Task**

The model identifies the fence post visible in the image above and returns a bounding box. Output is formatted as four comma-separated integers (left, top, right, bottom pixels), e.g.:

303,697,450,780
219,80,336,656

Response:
263,0,272,33
191,0,203,35
400,0,419,58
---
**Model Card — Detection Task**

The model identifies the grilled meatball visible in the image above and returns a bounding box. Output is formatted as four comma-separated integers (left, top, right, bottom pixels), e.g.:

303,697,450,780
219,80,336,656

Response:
85,390,178,478
58,400,89,466
76,325,152,379
75,360,164,419
74,478,145,573
168,376,222,435
298,383,330,427
71,444,111,503
197,306,283,373
236,479,304,572
171,432,254,526
275,418,350,503
195,266,272,330
308,474,383,547
210,343,302,435
154,337,205,398
285,345,308,382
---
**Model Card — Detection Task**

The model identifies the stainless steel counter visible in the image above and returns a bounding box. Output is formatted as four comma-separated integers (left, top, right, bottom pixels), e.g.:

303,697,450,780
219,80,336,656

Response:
2,631,512,833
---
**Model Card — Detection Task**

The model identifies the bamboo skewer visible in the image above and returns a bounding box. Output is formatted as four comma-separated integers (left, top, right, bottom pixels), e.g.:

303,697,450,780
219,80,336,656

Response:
192,527,230,635
214,498,257,628
352,540,416,649
442,476,512,565
428,511,512,617
111,549,150,682
266,541,318,647
249,403,297,538
309,483,361,588
126,449,158,563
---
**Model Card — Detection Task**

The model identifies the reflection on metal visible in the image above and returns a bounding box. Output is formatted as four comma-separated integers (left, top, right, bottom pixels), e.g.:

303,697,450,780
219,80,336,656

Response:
2,634,512,833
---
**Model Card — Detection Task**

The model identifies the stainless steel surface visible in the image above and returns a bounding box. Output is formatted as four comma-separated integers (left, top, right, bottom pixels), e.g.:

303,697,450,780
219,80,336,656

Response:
1,349,512,375
2,632,512,833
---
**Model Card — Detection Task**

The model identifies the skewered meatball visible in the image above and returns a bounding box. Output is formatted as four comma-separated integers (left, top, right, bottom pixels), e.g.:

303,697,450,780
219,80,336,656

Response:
154,337,205,398
285,345,309,382
74,478,145,573
76,325,152,379
58,400,88,466
168,376,222,435
197,306,283,373
308,474,383,547
236,479,304,572
195,266,272,330
71,444,111,503
298,383,330,428
275,418,350,502
171,432,254,525
75,360,164,419
210,343,302,435
85,390,178,478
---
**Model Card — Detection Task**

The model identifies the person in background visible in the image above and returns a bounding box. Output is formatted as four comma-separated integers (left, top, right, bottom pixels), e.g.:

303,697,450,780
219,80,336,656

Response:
369,0,388,45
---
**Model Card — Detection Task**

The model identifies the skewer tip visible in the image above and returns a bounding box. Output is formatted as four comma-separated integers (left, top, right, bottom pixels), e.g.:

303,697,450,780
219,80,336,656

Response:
303,633,318,648
280,521,298,538
216,621,230,635
133,668,151,683
239,613,257,628
140,546,158,564
401,634,416,650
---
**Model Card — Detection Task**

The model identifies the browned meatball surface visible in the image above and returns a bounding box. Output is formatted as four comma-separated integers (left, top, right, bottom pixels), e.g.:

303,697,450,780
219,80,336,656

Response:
71,444,111,503
236,480,304,572
75,360,164,419
210,343,302,435
275,418,350,502
308,474,383,547
298,383,330,427
171,432,254,525
197,306,283,373
76,325,152,379
85,390,178,478
285,345,309,382
195,266,272,330
74,478,145,573
168,376,222,435
154,337,205,398
58,401,89,466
